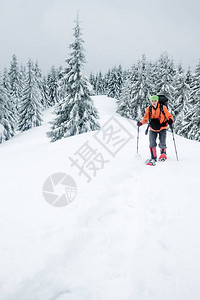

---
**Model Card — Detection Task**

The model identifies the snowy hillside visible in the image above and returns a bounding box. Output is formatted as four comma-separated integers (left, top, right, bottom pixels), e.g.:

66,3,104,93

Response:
0,96,200,300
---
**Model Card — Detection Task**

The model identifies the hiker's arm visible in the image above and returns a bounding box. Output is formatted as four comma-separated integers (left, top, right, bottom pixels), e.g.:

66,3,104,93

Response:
141,107,149,125
164,106,173,121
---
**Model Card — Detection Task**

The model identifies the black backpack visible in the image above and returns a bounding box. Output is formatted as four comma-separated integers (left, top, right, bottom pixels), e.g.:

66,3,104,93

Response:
158,95,168,109
145,95,168,134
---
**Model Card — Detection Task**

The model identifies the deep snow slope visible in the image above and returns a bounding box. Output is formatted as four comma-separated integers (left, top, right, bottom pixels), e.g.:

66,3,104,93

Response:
0,96,200,300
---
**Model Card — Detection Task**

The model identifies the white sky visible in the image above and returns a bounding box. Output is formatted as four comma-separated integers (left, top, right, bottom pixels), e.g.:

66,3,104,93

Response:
0,0,200,76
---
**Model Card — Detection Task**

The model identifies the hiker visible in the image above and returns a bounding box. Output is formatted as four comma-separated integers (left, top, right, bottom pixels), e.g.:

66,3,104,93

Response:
137,95,173,165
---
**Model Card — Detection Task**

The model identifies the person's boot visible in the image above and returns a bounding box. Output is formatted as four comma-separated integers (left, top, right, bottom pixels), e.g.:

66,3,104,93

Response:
146,147,157,166
150,147,157,162
159,148,167,161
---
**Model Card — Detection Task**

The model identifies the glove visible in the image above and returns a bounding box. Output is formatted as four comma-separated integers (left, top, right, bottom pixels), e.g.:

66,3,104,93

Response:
137,121,142,127
168,118,173,125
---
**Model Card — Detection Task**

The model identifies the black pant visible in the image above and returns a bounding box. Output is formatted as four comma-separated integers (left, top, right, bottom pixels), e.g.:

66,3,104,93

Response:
149,129,167,149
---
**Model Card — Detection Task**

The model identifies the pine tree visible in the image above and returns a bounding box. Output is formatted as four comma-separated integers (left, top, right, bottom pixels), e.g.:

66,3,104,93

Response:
179,98,200,141
179,61,200,141
8,54,22,111
155,53,176,114
107,65,123,100
3,67,16,129
19,64,26,92
128,56,151,120
173,65,190,134
185,67,193,86
116,65,123,100
123,63,140,119
3,67,16,116
148,61,160,95
47,66,59,106
139,55,152,116
117,70,132,118
41,76,51,109
33,61,46,108
89,72,96,94
18,60,43,131
0,76,16,143
47,15,100,142
95,71,105,95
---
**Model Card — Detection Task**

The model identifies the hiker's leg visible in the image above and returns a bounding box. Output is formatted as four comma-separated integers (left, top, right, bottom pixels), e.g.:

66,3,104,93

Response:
149,130,157,160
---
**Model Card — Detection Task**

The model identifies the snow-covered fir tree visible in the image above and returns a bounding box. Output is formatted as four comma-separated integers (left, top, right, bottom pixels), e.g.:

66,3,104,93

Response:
107,65,123,100
18,60,43,132
185,67,193,86
2,67,16,127
155,53,176,114
33,61,45,108
173,65,191,134
47,15,100,142
117,69,132,118
0,75,16,143
34,61,43,86
47,66,59,106
179,61,200,141
89,72,96,93
103,70,111,95
41,76,51,109
95,71,106,95
148,60,160,95
2,68,11,93
127,56,151,120
2,68,16,118
8,54,22,111
19,64,26,92
120,63,140,119
138,55,152,116
179,97,200,141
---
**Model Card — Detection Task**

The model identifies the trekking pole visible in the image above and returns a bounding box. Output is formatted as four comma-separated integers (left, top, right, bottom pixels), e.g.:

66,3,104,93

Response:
137,126,139,154
170,125,178,161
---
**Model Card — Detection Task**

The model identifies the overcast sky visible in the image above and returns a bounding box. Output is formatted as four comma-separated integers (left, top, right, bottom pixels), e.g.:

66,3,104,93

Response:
0,0,200,76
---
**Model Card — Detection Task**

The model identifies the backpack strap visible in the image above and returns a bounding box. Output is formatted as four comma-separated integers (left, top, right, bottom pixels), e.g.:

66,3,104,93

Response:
159,103,167,120
160,103,169,127
149,105,152,120
145,105,152,135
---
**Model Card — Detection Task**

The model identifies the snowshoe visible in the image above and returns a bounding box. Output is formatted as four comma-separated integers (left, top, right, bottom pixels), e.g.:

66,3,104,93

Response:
159,153,167,162
146,158,156,166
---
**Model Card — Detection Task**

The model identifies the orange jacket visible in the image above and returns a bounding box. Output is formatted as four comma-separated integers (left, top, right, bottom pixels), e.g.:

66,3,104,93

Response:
141,103,173,132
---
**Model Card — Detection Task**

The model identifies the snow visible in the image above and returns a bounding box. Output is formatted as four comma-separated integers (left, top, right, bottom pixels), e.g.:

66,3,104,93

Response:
0,95,200,300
